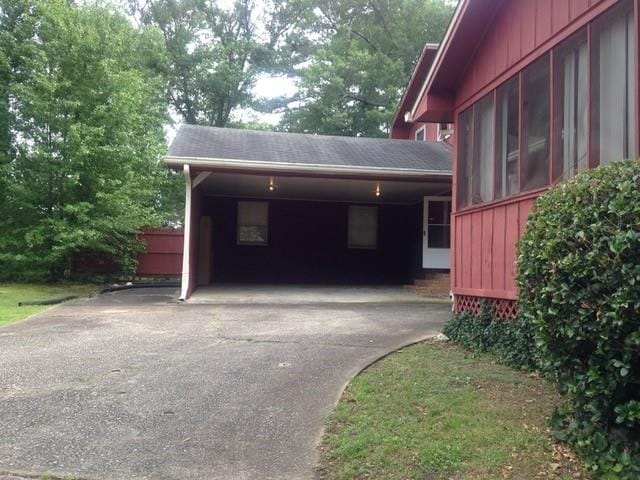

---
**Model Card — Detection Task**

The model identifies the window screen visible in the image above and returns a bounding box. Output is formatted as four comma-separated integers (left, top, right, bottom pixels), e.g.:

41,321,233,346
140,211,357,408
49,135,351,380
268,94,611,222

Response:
472,93,495,203
554,33,588,180
457,108,473,208
348,206,377,249
237,201,268,245
593,6,635,165
495,77,520,198
522,55,551,191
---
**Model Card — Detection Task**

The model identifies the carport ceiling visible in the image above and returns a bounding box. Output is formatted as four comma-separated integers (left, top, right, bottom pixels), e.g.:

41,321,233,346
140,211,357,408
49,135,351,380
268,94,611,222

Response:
198,171,450,204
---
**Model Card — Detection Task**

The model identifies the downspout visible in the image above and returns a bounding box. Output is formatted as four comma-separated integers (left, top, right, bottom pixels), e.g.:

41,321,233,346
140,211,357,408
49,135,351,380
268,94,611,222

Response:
180,164,192,300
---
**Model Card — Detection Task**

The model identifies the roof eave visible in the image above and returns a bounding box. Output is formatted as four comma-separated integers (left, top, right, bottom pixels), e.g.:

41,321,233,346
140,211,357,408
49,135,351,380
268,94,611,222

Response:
165,155,451,180
390,43,439,132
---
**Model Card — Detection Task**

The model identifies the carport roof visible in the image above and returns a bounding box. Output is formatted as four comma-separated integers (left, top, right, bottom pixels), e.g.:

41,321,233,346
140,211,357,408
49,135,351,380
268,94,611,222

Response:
166,124,451,176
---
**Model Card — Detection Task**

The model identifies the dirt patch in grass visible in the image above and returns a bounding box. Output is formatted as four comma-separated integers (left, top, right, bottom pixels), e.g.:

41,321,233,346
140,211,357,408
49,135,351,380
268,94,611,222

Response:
317,341,589,480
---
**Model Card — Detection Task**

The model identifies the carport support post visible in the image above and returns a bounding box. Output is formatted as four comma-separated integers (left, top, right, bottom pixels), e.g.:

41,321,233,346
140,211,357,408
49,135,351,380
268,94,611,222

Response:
180,164,192,300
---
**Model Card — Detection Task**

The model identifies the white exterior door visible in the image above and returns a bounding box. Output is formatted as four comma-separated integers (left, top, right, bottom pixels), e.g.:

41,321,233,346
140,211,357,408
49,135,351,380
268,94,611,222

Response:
422,197,451,269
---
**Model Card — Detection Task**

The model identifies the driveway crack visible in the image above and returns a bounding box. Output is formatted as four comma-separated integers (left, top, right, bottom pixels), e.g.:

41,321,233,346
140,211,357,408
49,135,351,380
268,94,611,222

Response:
213,335,383,349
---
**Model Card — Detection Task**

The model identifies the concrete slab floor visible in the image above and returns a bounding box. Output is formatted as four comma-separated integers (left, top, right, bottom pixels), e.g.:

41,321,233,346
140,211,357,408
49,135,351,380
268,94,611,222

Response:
189,284,450,305
0,287,451,480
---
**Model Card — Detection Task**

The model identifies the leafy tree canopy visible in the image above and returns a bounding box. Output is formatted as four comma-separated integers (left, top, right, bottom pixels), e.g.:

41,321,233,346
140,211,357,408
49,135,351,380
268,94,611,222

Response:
0,0,181,281
279,0,454,137
130,0,315,127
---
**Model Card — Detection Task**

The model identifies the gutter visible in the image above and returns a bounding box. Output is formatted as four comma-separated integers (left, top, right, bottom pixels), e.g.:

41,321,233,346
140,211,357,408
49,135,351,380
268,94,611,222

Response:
165,155,451,179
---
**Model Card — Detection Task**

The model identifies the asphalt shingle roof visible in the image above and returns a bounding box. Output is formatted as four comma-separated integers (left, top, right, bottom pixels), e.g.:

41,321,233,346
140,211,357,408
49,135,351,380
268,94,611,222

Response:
168,124,451,173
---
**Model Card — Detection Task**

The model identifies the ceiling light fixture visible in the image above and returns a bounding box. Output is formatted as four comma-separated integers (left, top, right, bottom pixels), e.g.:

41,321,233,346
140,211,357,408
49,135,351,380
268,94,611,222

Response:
269,177,275,192
375,182,381,197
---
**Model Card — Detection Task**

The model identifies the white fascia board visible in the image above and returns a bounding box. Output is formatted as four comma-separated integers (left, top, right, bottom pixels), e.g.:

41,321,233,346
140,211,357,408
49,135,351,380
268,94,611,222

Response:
409,0,468,119
164,155,451,179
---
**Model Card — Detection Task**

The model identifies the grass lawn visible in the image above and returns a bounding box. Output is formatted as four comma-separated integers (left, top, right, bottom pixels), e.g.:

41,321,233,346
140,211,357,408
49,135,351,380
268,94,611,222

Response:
0,283,98,327
319,341,589,480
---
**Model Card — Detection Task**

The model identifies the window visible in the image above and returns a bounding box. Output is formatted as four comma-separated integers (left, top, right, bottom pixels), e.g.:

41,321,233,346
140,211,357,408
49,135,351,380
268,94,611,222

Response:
427,201,451,249
521,55,551,191
348,206,377,249
457,108,473,208
554,32,588,180
495,77,520,198
415,127,425,141
472,94,495,203
237,201,268,245
454,1,637,209
592,3,635,165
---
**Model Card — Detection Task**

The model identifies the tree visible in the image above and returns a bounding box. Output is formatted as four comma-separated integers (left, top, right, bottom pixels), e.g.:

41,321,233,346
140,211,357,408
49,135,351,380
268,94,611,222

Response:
279,0,454,137
0,0,179,280
132,0,313,127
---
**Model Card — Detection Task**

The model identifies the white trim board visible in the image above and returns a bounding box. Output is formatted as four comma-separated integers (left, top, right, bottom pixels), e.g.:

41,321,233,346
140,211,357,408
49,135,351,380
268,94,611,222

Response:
165,156,451,179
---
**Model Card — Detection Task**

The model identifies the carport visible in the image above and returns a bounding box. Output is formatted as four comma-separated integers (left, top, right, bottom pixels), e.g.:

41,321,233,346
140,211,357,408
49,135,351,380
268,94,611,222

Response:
165,125,452,300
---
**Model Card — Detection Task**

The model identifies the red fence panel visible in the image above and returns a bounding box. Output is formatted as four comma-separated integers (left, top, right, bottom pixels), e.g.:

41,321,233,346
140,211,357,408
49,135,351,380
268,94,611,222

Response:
136,227,183,277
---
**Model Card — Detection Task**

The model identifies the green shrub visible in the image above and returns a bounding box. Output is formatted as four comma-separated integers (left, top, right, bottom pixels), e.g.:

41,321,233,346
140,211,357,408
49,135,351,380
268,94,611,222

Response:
517,160,640,479
442,302,537,371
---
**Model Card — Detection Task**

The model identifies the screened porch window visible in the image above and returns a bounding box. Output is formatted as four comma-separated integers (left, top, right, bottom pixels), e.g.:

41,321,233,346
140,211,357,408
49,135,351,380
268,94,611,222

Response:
521,55,551,191
495,77,519,199
554,32,588,181
592,4,635,165
472,94,495,203
454,0,637,210
237,201,268,245
456,108,473,208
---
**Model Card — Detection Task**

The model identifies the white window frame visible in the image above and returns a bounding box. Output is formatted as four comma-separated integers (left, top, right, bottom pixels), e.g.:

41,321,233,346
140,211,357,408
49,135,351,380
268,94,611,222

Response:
348,205,378,250
415,126,426,141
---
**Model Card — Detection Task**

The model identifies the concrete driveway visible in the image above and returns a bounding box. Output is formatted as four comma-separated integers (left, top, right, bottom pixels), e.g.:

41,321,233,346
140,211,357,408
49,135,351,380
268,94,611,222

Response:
0,286,450,480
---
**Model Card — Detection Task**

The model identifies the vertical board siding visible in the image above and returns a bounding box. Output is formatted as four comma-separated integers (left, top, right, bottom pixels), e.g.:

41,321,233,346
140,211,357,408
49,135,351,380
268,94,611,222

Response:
462,215,472,288
481,209,493,290
136,228,184,277
491,205,507,292
453,196,536,300
536,0,553,45
456,0,611,109
470,213,483,288
504,202,520,295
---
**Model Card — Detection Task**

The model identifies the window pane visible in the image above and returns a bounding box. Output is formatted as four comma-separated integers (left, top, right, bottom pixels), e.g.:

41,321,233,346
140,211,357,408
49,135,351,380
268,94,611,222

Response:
416,128,425,141
237,201,268,245
495,77,520,198
238,201,268,226
472,94,495,203
427,200,451,225
348,206,377,249
594,7,635,165
522,55,551,191
457,108,473,209
554,34,588,181
428,226,450,249
238,226,267,244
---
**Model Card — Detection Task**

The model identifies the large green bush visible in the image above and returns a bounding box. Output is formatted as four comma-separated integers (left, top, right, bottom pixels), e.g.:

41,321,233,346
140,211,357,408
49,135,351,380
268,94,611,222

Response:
517,160,640,478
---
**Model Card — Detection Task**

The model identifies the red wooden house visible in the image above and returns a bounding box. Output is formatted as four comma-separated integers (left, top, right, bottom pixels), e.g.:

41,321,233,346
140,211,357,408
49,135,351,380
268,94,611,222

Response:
408,0,638,318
